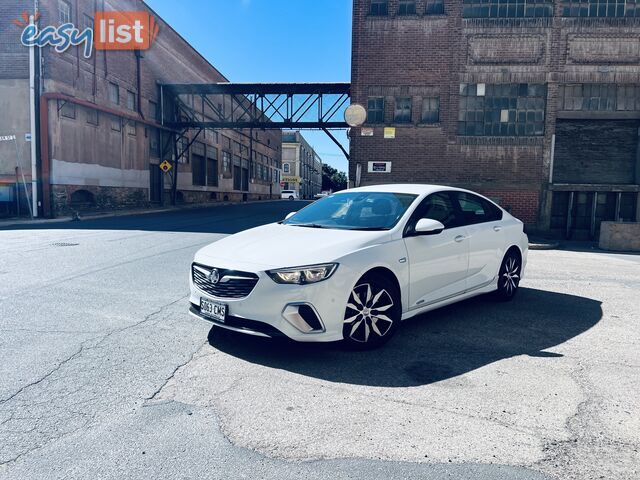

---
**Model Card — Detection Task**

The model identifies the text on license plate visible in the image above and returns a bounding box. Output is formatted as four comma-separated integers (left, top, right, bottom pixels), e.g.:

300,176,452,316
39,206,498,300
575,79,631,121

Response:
200,298,227,322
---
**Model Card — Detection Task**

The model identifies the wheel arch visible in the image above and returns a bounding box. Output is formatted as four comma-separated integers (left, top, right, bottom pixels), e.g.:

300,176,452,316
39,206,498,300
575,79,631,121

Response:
359,266,403,311
504,245,523,263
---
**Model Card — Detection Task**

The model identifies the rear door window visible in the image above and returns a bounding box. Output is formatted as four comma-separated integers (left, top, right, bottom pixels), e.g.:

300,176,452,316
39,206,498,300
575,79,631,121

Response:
453,192,502,225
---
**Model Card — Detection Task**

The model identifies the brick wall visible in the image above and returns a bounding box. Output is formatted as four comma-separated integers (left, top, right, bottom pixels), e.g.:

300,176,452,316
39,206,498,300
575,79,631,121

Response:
351,0,640,230
8,0,282,216
0,0,31,79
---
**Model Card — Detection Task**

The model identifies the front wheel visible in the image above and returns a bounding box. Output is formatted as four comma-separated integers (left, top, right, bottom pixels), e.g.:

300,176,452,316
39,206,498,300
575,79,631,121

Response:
343,273,401,349
494,251,521,301
288,196,294,200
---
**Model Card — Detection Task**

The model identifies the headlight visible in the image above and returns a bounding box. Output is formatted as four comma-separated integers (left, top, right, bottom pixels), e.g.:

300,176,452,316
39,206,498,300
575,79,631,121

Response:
266,263,338,285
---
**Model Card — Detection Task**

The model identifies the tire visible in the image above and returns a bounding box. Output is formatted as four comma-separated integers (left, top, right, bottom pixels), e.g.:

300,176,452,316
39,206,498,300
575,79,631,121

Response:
342,273,401,349
494,250,521,301
289,196,294,200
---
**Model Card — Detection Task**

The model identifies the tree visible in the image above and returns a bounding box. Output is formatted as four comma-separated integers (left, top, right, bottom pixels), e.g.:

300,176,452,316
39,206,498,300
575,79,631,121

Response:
322,164,348,192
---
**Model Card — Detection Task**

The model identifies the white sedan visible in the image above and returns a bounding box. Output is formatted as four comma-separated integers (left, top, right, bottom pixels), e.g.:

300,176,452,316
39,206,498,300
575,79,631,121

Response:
189,184,528,348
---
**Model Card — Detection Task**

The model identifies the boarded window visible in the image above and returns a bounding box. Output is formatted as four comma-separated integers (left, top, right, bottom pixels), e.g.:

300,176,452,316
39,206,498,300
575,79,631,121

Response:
458,83,547,136
462,0,553,18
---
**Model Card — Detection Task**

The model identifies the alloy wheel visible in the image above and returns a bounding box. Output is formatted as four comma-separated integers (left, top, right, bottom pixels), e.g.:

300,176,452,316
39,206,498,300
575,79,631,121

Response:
501,255,521,296
344,283,395,343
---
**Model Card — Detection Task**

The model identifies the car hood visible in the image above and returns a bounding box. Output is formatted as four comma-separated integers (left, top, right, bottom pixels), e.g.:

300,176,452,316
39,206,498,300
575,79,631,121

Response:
195,223,390,270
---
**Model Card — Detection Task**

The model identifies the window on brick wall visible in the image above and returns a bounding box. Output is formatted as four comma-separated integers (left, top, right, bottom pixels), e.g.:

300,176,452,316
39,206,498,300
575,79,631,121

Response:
421,97,440,123
110,115,121,132
394,97,413,123
86,107,98,126
126,90,136,111
149,101,159,122
367,97,384,123
458,83,547,136
398,0,416,15
425,0,445,15
58,0,71,24
59,100,76,119
149,129,160,157
222,151,231,173
370,0,389,16
127,121,136,136
462,0,554,18
562,0,640,17
560,84,640,111
109,82,119,105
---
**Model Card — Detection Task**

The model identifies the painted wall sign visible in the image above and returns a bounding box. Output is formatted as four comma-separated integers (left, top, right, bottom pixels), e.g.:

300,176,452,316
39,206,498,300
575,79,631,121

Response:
383,127,395,139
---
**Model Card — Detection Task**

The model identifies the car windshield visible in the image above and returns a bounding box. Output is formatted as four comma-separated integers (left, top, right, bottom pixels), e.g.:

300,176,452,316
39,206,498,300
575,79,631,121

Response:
282,192,418,231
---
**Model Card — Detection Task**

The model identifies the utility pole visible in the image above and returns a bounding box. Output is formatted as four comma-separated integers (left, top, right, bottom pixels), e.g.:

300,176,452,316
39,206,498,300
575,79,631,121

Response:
28,12,38,217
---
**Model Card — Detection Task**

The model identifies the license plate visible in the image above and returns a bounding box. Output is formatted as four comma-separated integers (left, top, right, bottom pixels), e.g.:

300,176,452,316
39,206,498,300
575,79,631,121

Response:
200,298,227,322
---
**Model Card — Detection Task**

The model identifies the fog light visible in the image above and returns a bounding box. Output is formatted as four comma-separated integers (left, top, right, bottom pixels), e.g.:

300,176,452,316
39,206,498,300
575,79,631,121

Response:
282,303,325,333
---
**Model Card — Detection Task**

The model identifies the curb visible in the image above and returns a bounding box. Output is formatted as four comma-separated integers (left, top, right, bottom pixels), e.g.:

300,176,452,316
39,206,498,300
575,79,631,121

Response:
529,242,560,250
0,199,303,229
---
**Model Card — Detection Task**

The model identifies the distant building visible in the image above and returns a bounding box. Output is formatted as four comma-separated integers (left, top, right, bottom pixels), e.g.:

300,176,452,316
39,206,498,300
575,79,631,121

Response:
350,0,640,238
281,132,323,199
0,0,281,218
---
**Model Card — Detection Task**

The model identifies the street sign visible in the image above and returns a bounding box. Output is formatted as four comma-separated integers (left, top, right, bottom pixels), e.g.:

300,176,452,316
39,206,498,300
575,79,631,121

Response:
159,160,172,173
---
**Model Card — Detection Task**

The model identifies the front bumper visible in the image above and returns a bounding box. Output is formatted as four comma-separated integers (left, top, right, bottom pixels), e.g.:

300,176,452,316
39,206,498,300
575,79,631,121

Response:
189,259,354,342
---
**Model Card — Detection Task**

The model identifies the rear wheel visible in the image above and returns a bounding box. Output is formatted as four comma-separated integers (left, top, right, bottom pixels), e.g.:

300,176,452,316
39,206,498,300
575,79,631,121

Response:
495,250,521,301
289,196,294,200
343,273,401,349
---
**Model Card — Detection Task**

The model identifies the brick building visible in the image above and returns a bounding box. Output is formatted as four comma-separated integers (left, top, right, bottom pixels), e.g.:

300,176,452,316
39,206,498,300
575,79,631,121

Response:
350,0,640,237
0,0,281,218
281,132,323,199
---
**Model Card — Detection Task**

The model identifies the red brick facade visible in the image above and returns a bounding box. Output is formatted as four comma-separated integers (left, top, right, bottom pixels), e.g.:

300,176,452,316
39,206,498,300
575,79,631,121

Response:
350,0,640,233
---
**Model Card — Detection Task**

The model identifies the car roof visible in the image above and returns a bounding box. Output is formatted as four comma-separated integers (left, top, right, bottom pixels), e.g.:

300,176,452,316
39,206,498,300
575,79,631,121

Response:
336,184,468,196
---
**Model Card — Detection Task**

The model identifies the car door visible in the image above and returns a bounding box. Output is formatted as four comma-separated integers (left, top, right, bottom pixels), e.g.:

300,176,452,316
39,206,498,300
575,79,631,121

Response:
403,192,470,310
451,191,505,291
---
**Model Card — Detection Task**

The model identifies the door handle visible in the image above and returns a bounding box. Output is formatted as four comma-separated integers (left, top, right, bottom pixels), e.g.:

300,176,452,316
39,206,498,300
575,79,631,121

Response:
454,235,466,243
493,226,502,232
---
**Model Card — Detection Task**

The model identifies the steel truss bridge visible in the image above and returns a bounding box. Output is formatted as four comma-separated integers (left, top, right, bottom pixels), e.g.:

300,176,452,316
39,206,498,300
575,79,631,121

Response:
157,82,351,204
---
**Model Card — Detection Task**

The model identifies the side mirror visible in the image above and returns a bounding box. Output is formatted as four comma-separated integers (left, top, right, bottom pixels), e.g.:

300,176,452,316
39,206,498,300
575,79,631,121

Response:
285,212,297,220
414,218,445,235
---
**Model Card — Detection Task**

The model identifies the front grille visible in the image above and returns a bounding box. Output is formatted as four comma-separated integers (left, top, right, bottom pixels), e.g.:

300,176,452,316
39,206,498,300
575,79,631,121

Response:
192,263,259,299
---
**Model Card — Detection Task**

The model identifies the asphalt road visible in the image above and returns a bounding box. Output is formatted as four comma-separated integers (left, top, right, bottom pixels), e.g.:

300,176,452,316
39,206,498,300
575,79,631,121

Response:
1,201,638,480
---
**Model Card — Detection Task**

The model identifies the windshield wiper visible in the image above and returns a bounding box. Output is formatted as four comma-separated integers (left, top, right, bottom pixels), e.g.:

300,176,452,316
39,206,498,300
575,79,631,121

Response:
347,227,389,231
289,223,328,229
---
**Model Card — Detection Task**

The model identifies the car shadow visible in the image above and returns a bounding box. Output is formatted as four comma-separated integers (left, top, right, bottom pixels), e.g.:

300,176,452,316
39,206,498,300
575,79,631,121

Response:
207,287,602,387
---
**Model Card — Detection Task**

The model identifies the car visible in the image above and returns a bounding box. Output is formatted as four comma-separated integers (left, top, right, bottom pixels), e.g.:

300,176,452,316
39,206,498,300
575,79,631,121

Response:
281,190,299,200
314,191,330,199
189,184,528,348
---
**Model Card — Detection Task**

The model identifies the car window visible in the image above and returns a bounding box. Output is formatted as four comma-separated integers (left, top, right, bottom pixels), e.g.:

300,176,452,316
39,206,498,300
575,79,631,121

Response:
283,192,418,231
454,192,502,225
405,192,460,234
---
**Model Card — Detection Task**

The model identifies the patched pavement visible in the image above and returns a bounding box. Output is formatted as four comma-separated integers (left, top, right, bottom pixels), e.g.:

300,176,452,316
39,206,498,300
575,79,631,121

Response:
1,202,638,479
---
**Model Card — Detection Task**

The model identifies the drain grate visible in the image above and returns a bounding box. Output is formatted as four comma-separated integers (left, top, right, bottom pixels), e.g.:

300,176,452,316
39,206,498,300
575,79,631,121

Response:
51,242,79,247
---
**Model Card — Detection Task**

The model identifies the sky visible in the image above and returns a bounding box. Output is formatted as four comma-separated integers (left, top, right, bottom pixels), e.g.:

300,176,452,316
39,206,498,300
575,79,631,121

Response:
145,0,353,172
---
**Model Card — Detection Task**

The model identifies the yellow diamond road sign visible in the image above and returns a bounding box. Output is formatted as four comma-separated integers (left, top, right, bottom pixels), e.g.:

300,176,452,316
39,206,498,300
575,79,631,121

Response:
159,160,172,173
